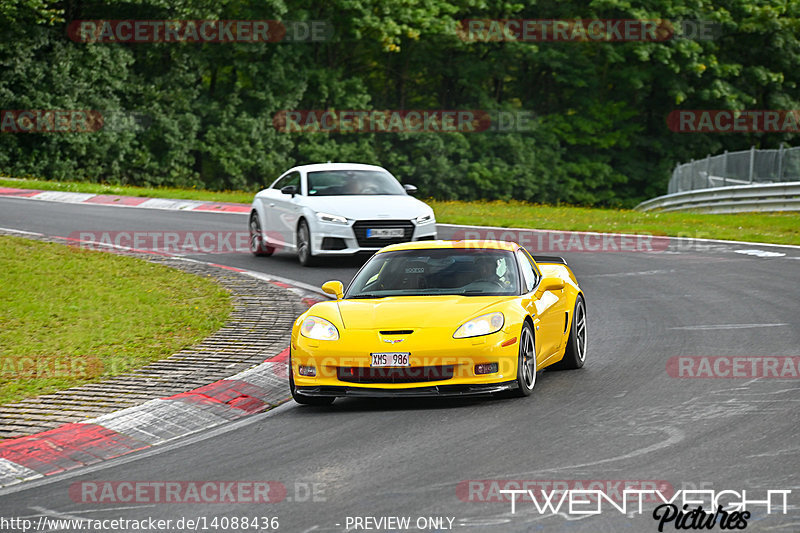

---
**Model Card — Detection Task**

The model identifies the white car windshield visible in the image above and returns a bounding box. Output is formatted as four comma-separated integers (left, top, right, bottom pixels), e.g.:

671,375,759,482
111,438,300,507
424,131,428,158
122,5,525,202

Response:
307,170,406,196
346,249,520,298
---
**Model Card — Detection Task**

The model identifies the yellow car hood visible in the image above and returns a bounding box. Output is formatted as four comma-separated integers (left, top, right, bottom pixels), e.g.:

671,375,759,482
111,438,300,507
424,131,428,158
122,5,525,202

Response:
337,295,509,330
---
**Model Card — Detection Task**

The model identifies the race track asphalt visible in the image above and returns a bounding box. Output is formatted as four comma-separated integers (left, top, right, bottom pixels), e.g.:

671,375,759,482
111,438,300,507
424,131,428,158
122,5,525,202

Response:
1,196,798,532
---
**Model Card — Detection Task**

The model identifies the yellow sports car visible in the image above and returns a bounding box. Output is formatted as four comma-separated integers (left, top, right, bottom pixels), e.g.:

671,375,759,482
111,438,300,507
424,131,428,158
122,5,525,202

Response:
289,240,586,404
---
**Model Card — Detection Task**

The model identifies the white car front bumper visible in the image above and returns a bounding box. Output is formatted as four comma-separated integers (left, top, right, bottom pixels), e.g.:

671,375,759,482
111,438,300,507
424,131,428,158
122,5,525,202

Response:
310,218,437,256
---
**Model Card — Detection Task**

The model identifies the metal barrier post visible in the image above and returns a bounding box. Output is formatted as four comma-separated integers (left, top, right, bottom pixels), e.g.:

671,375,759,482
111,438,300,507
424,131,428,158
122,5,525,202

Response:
749,145,755,183
723,150,728,187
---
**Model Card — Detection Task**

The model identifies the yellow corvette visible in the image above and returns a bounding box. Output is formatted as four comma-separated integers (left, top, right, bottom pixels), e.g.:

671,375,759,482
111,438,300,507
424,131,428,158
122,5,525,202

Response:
289,240,586,404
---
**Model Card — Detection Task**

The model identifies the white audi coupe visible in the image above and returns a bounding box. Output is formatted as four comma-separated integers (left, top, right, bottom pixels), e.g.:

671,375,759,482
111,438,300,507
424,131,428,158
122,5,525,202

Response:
248,163,437,266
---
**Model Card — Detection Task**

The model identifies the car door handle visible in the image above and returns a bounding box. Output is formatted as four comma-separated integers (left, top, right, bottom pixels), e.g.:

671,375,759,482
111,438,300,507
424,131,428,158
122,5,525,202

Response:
269,203,275,207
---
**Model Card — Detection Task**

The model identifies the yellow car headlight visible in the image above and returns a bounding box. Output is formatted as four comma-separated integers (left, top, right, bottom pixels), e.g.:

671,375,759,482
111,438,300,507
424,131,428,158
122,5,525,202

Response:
300,316,340,341
453,312,504,339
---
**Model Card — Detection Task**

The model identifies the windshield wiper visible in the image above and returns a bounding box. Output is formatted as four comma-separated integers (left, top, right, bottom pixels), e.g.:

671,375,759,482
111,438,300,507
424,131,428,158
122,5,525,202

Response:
347,293,389,299
462,289,510,296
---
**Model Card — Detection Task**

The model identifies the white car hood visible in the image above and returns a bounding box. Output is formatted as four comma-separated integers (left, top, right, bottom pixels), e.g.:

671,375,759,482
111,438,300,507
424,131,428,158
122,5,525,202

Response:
302,195,432,220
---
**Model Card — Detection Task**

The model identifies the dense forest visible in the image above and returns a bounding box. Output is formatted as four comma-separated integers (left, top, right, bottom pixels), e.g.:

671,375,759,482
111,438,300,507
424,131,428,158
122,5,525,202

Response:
1,0,798,207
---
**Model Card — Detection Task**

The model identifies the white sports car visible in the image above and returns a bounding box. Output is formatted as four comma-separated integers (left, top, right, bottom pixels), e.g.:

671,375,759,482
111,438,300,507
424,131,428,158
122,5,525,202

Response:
249,163,437,266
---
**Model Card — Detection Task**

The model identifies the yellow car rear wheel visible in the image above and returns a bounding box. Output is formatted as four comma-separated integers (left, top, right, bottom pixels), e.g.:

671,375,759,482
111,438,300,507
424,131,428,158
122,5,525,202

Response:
552,295,587,370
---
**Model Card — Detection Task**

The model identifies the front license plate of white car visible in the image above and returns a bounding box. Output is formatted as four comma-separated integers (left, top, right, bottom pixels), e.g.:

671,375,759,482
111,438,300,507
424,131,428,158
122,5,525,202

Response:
367,228,404,238
370,352,411,367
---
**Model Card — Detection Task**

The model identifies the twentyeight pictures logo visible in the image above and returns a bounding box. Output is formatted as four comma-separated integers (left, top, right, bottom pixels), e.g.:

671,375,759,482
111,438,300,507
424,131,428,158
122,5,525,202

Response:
492,487,791,531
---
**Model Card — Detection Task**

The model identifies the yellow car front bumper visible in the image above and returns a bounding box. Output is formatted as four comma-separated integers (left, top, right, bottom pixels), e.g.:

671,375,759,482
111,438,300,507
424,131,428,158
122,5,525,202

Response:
291,326,521,397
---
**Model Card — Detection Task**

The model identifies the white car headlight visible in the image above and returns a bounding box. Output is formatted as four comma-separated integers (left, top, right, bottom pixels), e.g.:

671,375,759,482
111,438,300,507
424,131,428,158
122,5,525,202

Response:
300,316,340,341
415,213,434,224
316,212,348,224
453,312,504,339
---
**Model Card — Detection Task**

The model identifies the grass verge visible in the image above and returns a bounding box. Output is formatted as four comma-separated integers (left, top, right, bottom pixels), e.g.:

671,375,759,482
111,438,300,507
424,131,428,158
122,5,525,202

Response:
0,235,232,405
430,200,800,246
2,176,798,245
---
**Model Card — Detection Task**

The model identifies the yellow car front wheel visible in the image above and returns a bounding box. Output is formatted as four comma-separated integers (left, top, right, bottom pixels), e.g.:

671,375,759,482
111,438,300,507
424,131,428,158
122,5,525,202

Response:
513,321,537,397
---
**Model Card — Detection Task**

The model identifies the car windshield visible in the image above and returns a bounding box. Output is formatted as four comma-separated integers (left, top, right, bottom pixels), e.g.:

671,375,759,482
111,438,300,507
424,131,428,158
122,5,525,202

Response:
307,170,406,196
346,248,520,298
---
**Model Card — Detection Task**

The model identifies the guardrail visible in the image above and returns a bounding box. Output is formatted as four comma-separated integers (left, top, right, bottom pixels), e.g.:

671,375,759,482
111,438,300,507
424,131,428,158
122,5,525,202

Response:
669,145,800,194
635,182,800,213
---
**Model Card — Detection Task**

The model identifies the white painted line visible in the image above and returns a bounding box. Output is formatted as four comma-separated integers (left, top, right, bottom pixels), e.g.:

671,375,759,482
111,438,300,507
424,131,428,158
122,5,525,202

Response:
2,226,328,301
242,270,331,299
539,425,683,472
0,226,44,236
0,458,42,487
0,193,247,215
29,506,92,531
4,192,799,249
734,249,786,258
746,445,800,459
669,323,789,331
234,362,290,404
422,425,686,483
438,222,800,251
83,399,234,445
0,402,296,497
16,505,156,519
583,269,675,278
31,191,96,203
0,227,298,493
137,198,205,211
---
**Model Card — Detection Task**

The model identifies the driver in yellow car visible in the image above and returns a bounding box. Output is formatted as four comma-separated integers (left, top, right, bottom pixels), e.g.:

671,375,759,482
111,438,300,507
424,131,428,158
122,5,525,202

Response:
476,256,499,282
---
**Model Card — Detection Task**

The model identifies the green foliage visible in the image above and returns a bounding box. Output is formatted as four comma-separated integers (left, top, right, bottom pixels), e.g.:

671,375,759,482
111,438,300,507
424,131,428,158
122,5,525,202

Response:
0,0,798,206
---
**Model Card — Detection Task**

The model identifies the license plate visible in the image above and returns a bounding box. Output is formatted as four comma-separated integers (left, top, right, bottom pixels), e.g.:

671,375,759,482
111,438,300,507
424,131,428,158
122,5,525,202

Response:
370,352,410,367
367,228,404,238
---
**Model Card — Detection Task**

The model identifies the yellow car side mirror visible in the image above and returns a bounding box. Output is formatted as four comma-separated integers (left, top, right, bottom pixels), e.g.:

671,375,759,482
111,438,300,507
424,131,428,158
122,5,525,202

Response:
534,276,565,298
321,280,344,300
